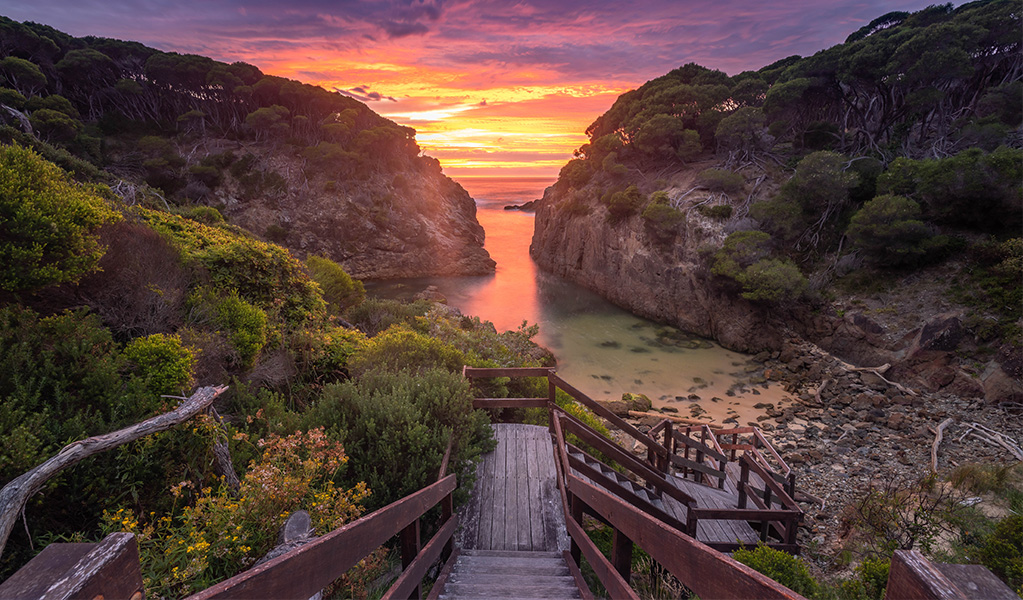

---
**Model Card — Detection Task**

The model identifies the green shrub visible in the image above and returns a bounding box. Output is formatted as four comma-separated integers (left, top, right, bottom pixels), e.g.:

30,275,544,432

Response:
736,258,808,303
0,144,120,292
345,298,433,336
878,147,1022,230
213,294,268,369
560,158,591,188
143,209,324,324
733,544,817,597
188,165,223,189
348,325,465,377
641,191,684,226
697,204,733,219
710,230,772,280
305,368,495,510
306,255,365,314
974,515,1023,591
847,195,935,266
123,333,196,395
174,205,225,225
604,185,644,221
697,168,744,193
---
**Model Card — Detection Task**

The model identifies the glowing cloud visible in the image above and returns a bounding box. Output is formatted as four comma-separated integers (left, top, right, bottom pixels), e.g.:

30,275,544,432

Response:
3,0,940,176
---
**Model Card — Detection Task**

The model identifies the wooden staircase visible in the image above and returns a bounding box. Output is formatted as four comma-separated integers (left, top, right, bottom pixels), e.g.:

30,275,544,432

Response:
435,549,590,600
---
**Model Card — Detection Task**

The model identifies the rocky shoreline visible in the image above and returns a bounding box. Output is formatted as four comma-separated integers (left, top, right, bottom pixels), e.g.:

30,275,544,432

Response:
620,335,1022,568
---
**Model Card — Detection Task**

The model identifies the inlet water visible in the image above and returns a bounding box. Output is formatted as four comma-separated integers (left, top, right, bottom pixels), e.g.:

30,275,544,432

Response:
367,177,786,425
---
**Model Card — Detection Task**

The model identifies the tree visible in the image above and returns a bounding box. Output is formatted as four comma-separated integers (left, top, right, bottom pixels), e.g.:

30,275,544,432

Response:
847,194,935,266
0,57,46,96
0,145,120,293
245,105,290,140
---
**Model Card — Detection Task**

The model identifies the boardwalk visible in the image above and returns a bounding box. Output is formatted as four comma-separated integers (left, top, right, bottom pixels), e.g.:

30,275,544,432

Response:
456,424,569,552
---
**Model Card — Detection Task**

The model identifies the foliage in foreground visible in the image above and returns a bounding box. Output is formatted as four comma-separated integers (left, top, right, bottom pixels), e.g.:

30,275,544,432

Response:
102,428,370,597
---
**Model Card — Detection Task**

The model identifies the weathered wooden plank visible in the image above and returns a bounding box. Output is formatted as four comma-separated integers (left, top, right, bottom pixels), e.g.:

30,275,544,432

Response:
463,367,555,378
517,437,532,551
0,534,143,600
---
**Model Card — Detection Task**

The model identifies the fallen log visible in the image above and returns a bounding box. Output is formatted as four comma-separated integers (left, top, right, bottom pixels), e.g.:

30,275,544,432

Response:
0,385,228,559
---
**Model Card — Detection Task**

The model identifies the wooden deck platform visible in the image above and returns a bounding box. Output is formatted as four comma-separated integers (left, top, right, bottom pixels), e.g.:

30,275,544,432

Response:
456,424,569,552
664,477,760,546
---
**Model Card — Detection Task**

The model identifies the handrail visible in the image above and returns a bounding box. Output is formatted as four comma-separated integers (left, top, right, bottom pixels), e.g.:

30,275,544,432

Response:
551,416,640,600
555,409,697,507
548,373,667,463
187,475,457,600
566,475,808,600
554,404,808,600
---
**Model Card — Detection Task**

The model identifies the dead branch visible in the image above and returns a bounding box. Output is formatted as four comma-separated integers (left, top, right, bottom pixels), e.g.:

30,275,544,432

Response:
930,418,954,473
802,340,916,396
0,385,228,559
813,379,831,405
962,422,1023,461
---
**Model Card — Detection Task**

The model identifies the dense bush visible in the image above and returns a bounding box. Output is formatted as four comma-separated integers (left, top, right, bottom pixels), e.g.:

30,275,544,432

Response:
733,544,818,597
306,255,365,314
0,144,120,292
697,168,744,193
143,209,324,323
305,368,495,510
212,294,268,369
122,333,196,395
345,298,433,336
972,514,1022,592
347,325,465,377
603,185,644,222
847,194,937,267
710,231,807,303
878,147,1022,230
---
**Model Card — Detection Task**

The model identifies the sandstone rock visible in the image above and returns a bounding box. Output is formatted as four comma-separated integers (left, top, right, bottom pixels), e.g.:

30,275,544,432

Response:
906,312,966,358
886,412,908,431
982,362,1023,405
413,285,447,303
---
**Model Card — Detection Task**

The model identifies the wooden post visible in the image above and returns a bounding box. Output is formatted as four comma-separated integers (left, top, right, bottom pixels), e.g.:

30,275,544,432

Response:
760,486,773,541
696,428,707,485
738,459,749,509
400,519,421,600
611,528,633,584
548,377,557,433
570,494,584,565
441,491,454,559
661,421,673,474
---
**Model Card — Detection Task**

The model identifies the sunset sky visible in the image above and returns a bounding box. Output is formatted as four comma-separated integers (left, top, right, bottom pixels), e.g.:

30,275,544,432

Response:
6,0,937,177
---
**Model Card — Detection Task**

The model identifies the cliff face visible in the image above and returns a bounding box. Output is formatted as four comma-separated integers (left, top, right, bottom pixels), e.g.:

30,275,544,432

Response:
530,177,784,353
214,143,495,279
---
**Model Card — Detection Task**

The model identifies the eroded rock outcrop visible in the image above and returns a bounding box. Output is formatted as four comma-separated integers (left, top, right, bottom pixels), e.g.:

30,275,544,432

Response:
217,144,495,279
530,179,783,353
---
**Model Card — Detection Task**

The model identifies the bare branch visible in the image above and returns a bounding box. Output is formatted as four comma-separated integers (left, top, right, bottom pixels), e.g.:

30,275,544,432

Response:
0,385,228,559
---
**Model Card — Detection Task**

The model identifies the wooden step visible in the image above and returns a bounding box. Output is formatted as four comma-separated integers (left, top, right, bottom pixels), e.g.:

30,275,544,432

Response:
437,549,584,600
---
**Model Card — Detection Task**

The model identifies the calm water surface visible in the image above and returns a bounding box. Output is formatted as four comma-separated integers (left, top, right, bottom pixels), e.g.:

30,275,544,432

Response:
367,176,784,424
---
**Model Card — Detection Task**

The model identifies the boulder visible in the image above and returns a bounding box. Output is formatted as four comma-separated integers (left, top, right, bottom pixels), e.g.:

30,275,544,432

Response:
906,312,966,358
598,392,652,417
982,362,1023,405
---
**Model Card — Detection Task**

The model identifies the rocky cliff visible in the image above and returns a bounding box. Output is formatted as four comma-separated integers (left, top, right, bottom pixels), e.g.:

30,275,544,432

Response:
530,165,785,353
200,141,495,279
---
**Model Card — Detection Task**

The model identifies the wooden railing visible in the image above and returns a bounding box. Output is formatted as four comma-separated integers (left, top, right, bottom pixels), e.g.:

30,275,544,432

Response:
552,410,809,600
717,426,796,497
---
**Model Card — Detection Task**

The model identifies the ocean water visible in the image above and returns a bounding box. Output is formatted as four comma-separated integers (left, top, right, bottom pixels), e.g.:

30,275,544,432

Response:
366,176,786,424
